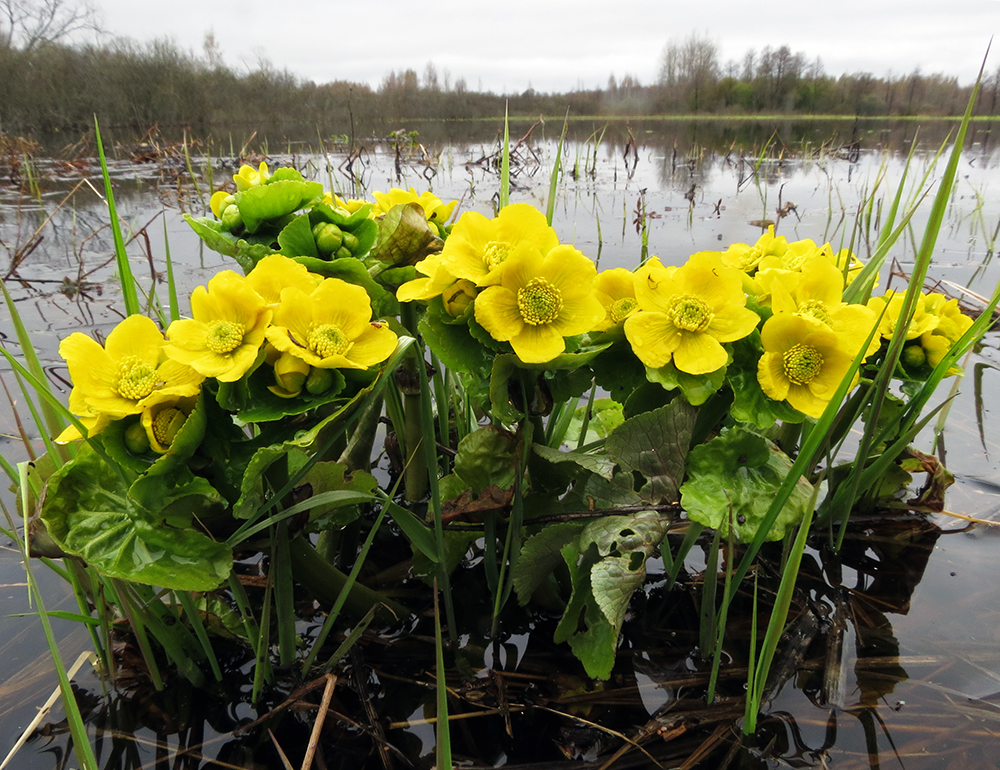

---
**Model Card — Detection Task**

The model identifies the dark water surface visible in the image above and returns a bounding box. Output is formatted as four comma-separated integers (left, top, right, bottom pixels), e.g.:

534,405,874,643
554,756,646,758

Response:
2,119,1000,768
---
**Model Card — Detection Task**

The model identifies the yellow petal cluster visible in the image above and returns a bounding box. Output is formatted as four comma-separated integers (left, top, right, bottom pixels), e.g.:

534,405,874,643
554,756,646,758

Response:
372,187,458,232
164,271,272,382
624,253,759,375
58,315,204,440
474,243,605,364
233,161,270,192
266,278,398,370
757,315,858,418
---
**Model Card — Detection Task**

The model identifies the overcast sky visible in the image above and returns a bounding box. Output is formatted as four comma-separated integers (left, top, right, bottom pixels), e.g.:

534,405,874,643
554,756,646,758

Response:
96,0,998,93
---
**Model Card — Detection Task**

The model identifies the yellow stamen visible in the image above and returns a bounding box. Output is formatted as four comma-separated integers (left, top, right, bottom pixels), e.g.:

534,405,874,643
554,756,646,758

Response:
798,300,832,327
483,241,512,271
206,320,246,354
517,278,563,326
783,344,824,385
152,407,186,448
116,356,157,401
308,324,350,358
610,297,638,324
669,296,713,332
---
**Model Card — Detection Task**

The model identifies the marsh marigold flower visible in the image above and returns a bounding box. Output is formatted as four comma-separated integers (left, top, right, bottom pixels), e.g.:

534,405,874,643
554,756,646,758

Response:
372,188,458,234
474,243,604,364
234,161,270,192
446,203,559,287
164,271,272,383
246,254,322,305
141,395,198,453
757,314,857,418
766,257,879,359
720,226,788,273
593,268,639,331
57,315,204,440
624,253,759,375
266,278,397,370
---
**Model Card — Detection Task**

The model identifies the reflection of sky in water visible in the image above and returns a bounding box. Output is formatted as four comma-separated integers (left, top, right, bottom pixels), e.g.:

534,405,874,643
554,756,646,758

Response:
2,133,1000,765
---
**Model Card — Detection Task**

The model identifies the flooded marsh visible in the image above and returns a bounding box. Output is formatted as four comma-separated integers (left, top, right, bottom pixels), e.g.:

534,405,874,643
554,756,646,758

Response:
2,119,1000,769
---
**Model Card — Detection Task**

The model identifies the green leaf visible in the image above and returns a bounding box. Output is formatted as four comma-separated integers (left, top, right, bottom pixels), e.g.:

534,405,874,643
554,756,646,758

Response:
605,400,696,504
591,340,648,403
453,426,518,495
531,443,616,480
310,200,373,229
513,522,584,605
238,363,347,423
369,203,442,267
300,462,378,530
277,213,319,258
236,179,324,233
418,300,494,377
565,399,624,446
41,445,231,590
184,215,240,259
645,361,726,406
680,427,813,542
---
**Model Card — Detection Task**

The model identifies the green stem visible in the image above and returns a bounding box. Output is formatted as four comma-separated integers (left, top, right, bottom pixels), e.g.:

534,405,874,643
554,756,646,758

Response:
288,535,410,622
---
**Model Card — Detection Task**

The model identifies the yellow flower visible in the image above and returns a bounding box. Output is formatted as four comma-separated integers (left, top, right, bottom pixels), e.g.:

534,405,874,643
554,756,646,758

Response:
757,237,825,273
164,271,272,382
246,254,322,305
445,203,560,287
624,253,759,375
767,257,879,359
326,193,370,215
141,395,198,453
234,161,270,192
266,278,398,370
757,314,858,419
372,187,458,231
826,247,866,286
474,243,605,364
59,315,204,426
593,268,639,331
917,293,973,371
867,291,940,341
396,252,461,304
721,226,788,273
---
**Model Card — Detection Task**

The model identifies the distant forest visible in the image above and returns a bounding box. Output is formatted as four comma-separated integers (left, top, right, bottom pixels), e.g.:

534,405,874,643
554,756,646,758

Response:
1,26,997,137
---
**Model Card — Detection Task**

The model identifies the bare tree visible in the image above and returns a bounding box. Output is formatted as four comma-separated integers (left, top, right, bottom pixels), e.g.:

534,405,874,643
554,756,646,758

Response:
0,0,100,51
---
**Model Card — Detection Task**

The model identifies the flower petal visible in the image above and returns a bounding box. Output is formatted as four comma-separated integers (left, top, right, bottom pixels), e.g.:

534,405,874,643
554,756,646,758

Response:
474,286,523,342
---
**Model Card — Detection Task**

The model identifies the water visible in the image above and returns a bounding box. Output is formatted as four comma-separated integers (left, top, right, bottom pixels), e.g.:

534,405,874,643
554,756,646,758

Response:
2,120,1000,767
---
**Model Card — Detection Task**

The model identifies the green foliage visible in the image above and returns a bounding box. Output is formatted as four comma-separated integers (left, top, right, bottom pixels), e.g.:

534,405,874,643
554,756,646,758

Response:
41,444,232,591
681,427,814,542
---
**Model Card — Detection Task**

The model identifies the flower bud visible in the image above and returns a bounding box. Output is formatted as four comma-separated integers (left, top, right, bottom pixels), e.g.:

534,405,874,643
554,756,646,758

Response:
314,222,344,254
901,344,927,368
305,367,336,395
124,421,150,454
340,231,360,254
442,279,477,317
221,204,243,233
273,352,310,397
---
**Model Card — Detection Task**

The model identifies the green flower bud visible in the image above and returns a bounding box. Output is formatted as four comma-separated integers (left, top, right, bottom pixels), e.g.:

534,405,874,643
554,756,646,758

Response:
124,421,150,454
340,231,360,254
902,344,927,368
314,223,344,254
334,246,353,260
305,367,336,395
221,204,243,233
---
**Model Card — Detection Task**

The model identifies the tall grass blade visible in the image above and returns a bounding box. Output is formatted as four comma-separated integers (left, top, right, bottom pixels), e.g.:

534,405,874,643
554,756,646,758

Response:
94,118,140,316
4,466,99,770
545,112,569,226
433,579,452,770
499,104,510,209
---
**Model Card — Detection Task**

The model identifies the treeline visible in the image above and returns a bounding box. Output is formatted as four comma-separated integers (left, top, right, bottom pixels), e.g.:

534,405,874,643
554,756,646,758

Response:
1,35,998,139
